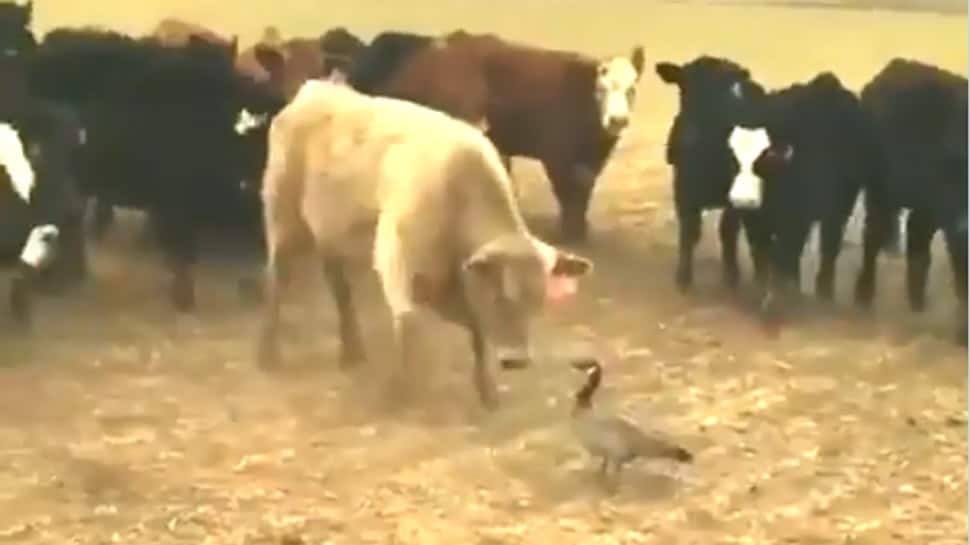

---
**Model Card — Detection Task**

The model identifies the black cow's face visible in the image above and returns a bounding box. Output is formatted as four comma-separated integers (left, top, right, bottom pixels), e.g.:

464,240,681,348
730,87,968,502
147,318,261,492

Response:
656,57,763,125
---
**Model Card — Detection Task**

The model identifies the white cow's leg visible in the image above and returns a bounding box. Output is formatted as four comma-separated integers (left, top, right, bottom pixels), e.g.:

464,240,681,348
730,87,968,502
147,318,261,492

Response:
467,318,498,410
321,256,365,368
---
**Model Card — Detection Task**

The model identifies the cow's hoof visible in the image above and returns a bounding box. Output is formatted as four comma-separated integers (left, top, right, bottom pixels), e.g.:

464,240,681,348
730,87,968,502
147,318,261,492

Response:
237,276,264,304
956,324,968,347
675,268,692,293
854,279,875,309
909,296,928,313
815,278,834,302
171,281,196,313
256,337,280,370
479,394,499,411
384,374,414,409
339,349,365,370
722,267,740,291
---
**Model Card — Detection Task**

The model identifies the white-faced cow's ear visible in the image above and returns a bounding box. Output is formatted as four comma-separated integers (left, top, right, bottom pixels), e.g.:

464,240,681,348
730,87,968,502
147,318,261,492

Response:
630,45,645,78
655,62,681,85
551,251,593,278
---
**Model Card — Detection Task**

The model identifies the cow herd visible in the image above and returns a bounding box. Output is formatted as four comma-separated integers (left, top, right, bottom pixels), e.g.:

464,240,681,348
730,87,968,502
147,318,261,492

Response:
0,2,965,402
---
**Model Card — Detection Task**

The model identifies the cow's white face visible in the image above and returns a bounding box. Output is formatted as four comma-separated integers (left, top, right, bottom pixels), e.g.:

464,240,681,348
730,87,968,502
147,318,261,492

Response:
234,108,269,135
0,123,34,203
595,55,642,136
20,224,58,269
728,126,772,209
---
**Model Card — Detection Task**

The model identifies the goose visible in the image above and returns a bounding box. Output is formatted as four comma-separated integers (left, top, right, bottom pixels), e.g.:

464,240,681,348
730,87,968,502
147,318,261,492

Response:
570,358,693,489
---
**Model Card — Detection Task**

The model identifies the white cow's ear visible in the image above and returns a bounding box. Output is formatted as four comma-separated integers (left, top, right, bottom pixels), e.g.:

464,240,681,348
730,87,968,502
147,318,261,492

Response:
550,251,593,278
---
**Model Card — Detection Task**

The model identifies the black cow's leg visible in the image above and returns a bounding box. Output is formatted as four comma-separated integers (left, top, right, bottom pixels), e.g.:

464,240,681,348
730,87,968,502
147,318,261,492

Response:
91,198,115,240
322,256,365,368
155,210,198,312
468,318,498,410
9,269,33,330
742,213,771,294
816,214,849,302
942,225,968,345
855,199,893,309
905,210,936,312
675,205,702,292
544,161,595,243
718,208,742,290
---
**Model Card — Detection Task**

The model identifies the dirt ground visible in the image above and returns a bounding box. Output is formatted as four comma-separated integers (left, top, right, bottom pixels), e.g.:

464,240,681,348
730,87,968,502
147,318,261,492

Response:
0,1,966,544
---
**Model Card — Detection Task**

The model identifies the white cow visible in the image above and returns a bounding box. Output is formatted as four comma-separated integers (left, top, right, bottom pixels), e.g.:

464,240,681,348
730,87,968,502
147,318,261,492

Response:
257,80,593,408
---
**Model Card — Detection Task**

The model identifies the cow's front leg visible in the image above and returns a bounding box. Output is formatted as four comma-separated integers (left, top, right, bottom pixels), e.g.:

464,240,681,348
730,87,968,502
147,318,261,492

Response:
718,208,742,290
544,161,596,243
675,205,702,292
467,319,498,410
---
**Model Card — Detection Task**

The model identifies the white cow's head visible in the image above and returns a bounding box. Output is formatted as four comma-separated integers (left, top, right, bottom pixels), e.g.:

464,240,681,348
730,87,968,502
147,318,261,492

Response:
727,126,793,209
0,122,34,203
594,46,645,136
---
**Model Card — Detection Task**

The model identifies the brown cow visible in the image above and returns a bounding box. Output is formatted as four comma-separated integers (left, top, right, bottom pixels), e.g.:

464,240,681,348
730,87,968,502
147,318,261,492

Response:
347,31,646,242
258,79,593,408
238,25,365,101
151,17,238,55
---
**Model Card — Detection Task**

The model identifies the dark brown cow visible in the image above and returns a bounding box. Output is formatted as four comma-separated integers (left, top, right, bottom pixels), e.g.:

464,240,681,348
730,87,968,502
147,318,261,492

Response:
348,31,645,242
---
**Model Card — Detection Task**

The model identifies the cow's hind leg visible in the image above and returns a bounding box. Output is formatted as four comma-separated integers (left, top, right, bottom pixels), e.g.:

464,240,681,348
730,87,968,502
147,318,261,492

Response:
322,256,365,368
718,208,742,290
468,319,498,410
816,213,850,302
942,225,967,345
154,209,198,312
905,210,936,312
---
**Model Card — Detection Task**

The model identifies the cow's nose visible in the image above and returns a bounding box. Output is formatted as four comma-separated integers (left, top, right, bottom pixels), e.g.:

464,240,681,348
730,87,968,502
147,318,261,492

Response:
499,357,531,370
731,198,760,210
606,117,628,133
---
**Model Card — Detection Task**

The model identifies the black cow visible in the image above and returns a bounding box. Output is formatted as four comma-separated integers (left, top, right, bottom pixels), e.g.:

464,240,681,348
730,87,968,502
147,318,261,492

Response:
724,72,884,321
0,0,87,326
854,59,968,345
655,56,768,293
29,27,283,311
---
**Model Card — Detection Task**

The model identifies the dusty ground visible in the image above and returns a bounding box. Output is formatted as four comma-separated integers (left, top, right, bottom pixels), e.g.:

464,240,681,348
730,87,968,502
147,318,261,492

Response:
0,1,966,544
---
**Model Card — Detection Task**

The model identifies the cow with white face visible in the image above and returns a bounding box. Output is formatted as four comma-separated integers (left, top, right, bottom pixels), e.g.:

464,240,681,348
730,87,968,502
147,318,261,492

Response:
723,72,884,324
595,48,645,136
655,56,769,293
